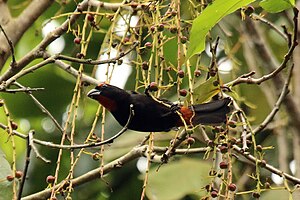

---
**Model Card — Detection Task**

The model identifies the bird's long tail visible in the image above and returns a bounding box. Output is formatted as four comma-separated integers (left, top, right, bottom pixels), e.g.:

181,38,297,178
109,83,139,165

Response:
191,98,231,125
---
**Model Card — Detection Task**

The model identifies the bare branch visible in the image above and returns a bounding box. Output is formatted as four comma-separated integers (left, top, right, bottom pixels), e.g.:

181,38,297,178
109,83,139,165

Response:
17,131,33,200
0,0,55,68
1,87,44,93
0,0,89,82
14,82,64,134
251,14,288,42
55,41,139,65
22,145,147,200
0,105,135,150
233,145,300,184
0,24,16,65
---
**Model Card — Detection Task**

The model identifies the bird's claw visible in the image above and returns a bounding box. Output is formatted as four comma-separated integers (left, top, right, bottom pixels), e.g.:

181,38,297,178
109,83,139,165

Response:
145,85,150,96
170,104,180,113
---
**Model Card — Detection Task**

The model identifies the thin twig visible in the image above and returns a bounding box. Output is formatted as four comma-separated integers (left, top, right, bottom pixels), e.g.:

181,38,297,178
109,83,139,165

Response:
0,57,55,91
55,41,139,65
253,64,294,134
0,0,89,82
2,87,44,93
21,144,208,200
0,24,16,65
14,82,64,134
251,14,288,42
17,131,33,200
226,8,298,87
233,145,300,184
234,63,294,145
0,104,135,150
28,130,51,163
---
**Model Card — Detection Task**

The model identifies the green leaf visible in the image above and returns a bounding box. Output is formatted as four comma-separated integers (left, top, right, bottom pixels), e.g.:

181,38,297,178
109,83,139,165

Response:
260,0,294,13
145,158,210,200
186,0,255,59
0,147,13,200
193,76,220,104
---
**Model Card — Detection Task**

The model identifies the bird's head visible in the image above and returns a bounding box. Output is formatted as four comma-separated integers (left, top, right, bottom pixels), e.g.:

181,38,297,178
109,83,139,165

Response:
87,83,129,111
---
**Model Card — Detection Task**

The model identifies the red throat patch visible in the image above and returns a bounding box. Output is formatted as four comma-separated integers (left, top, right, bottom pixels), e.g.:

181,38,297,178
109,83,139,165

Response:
96,95,117,112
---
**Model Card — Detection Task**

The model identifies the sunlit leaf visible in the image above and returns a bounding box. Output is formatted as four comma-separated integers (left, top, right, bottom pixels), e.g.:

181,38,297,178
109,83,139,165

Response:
193,76,220,104
260,0,294,13
186,0,255,59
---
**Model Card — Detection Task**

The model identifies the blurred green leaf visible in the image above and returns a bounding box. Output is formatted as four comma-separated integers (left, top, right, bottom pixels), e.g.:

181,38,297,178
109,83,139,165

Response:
260,0,294,13
186,0,255,59
193,76,220,104
261,188,289,200
0,147,13,200
145,158,210,200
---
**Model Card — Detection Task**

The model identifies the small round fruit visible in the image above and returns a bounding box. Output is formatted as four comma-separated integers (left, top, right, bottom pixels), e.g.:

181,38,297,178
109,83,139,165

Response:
165,66,172,72
179,89,187,97
46,175,55,184
6,175,14,182
149,82,158,92
211,190,218,198
92,153,100,161
229,138,237,145
112,42,118,48
194,70,201,77
76,53,84,59
145,42,152,49
171,10,177,17
15,171,23,179
142,61,149,70
150,26,156,32
259,160,267,167
87,14,94,22
177,70,185,78
252,192,260,198
264,181,271,189
169,27,177,34
186,137,195,145
219,145,228,154
213,80,219,87
117,59,123,65
228,183,237,191
207,140,214,147
228,120,237,128
245,6,255,16
123,37,130,43
130,2,138,9
180,36,187,44
219,161,228,169
74,37,81,44
256,145,263,152
157,24,164,32
77,5,83,12
209,69,217,77
11,121,18,130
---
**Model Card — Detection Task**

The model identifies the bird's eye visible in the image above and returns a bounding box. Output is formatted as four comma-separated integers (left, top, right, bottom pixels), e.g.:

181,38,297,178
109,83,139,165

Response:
97,82,108,89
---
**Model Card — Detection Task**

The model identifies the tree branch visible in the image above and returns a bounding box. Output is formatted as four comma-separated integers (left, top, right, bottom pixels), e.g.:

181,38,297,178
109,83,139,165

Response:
0,0,55,68
233,145,300,184
21,145,148,200
0,0,88,82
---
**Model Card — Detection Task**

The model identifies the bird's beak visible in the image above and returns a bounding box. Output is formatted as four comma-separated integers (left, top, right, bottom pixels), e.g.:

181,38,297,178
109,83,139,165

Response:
87,88,101,99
